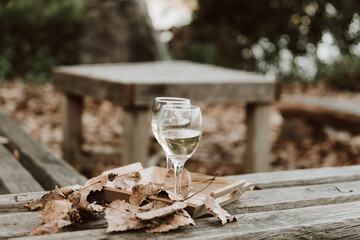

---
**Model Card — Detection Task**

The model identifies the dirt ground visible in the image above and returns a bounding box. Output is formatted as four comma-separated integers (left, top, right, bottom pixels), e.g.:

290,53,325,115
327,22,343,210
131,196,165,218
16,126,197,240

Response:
1,80,360,177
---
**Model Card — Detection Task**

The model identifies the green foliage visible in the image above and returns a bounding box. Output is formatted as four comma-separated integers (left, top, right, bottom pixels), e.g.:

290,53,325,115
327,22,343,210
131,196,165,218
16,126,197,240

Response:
318,55,360,91
171,0,360,90
0,0,88,83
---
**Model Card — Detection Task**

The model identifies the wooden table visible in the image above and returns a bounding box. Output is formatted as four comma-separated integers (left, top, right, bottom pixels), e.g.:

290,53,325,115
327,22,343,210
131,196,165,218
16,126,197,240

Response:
53,60,277,173
2,165,360,239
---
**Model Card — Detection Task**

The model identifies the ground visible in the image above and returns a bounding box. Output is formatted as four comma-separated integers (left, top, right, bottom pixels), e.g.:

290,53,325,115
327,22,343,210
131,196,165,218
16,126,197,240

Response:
1,80,360,177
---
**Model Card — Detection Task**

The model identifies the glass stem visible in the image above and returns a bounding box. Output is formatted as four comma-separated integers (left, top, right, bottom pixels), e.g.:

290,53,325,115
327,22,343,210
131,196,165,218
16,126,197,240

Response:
173,161,184,196
166,155,172,169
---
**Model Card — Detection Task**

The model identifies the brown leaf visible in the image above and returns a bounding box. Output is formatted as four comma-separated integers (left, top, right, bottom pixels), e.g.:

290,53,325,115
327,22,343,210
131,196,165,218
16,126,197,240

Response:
55,185,67,199
113,172,141,190
204,196,238,225
145,209,195,233
105,200,149,233
69,174,108,211
23,186,75,211
129,183,163,206
136,202,187,220
164,190,184,201
41,200,75,223
139,200,169,211
165,168,192,197
29,220,71,236
83,174,108,193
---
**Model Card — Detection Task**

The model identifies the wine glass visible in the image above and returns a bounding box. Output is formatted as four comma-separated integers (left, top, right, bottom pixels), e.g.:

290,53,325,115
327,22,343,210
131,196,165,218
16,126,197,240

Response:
151,97,191,169
158,105,202,196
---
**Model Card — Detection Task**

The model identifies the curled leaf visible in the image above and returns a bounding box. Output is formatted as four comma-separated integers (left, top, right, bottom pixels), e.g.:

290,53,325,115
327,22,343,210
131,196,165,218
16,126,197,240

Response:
165,168,192,197
164,190,184,201
204,196,238,225
113,172,141,190
129,183,163,206
24,186,75,211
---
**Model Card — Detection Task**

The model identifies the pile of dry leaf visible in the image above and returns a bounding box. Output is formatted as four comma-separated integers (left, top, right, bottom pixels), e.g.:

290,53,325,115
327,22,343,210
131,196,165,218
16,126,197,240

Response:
24,165,238,236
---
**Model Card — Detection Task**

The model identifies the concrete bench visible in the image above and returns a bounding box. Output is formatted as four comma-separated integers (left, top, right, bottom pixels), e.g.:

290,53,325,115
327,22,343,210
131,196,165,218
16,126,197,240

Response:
54,60,277,173
0,109,87,193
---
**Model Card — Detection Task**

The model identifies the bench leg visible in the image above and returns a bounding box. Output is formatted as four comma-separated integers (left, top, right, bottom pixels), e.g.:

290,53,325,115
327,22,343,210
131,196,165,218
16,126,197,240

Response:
245,103,271,173
123,108,149,167
61,93,83,165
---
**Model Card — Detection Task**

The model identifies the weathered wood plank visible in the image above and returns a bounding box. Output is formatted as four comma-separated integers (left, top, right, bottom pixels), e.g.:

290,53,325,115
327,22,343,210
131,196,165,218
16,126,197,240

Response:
0,145,44,194
0,109,87,190
3,180,360,216
0,212,42,238
0,191,45,213
245,103,271,173
229,165,360,189
61,93,83,164
9,201,360,239
228,180,360,213
278,95,360,134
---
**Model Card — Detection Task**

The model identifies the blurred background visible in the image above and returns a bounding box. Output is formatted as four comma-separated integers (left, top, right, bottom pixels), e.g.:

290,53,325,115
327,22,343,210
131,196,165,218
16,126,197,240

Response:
1,0,360,177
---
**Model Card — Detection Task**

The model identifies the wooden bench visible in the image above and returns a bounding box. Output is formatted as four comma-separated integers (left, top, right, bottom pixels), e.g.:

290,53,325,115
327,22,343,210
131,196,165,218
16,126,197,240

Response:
278,95,360,133
0,145,43,194
0,109,87,192
1,165,360,238
53,60,277,173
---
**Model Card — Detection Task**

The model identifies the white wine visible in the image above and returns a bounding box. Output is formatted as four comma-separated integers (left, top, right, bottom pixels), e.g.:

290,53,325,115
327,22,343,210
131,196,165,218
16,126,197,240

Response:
152,118,191,143
160,129,201,162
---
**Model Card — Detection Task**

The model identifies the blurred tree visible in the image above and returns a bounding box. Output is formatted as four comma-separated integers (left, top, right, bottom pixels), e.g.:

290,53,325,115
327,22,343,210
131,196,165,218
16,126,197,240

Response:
170,0,360,90
0,0,87,83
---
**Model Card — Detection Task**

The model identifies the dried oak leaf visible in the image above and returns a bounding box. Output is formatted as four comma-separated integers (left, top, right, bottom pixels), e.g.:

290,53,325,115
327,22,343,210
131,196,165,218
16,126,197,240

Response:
204,195,238,225
41,200,77,223
129,183,163,206
113,172,141,190
165,168,192,197
145,209,195,233
105,200,150,233
29,220,71,236
136,202,187,220
23,186,75,211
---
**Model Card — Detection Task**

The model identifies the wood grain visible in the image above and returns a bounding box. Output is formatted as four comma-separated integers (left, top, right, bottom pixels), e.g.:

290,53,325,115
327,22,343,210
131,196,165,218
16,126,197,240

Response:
8,201,360,239
0,145,44,194
0,109,87,190
0,191,44,213
229,165,360,189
